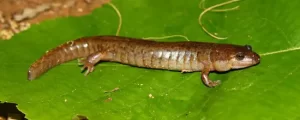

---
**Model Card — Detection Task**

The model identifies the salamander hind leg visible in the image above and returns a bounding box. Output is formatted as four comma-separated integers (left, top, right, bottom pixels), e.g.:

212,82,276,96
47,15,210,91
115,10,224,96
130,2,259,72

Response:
80,52,105,76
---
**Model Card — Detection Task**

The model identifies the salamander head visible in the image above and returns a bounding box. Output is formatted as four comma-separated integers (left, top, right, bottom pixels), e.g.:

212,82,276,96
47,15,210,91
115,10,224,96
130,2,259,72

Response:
211,44,260,72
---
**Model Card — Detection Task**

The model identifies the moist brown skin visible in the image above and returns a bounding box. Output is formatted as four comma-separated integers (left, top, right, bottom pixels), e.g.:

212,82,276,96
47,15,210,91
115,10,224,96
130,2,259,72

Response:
28,35,260,87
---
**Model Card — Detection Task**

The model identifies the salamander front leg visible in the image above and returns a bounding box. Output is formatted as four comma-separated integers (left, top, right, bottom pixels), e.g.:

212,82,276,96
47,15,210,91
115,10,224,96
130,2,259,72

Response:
80,52,104,76
201,67,221,87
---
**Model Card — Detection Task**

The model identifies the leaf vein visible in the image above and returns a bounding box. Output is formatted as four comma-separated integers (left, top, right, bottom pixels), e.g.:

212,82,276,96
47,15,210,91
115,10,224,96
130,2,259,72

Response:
260,46,300,56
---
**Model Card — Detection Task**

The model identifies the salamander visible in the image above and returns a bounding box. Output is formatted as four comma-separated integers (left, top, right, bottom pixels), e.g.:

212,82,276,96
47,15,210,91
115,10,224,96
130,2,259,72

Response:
27,35,260,87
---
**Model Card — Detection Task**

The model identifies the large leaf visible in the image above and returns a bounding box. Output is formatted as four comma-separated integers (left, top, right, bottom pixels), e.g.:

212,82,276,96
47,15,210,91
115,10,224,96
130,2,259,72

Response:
1,0,300,119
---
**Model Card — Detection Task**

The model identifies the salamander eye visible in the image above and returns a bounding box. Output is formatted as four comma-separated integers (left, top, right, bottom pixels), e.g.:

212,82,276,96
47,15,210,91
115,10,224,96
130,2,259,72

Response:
235,52,245,60
245,45,252,51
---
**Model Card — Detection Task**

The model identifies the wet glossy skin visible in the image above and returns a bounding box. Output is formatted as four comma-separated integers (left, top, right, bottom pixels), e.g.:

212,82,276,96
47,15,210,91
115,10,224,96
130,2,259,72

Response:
28,36,260,87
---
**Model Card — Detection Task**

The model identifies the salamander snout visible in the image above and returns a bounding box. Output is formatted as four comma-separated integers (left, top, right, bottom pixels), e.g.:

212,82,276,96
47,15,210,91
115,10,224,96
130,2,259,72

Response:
252,52,260,64
230,49,260,69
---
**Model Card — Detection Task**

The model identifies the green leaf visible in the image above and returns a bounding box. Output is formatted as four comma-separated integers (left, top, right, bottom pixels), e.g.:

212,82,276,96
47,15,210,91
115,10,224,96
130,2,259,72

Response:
1,0,300,119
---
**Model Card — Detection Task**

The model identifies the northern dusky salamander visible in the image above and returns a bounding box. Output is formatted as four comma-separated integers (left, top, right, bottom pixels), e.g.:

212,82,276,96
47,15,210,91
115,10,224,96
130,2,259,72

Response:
28,36,260,87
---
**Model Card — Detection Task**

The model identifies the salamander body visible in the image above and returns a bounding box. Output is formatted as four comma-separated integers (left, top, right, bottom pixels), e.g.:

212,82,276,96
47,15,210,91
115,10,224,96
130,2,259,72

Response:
28,36,260,87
